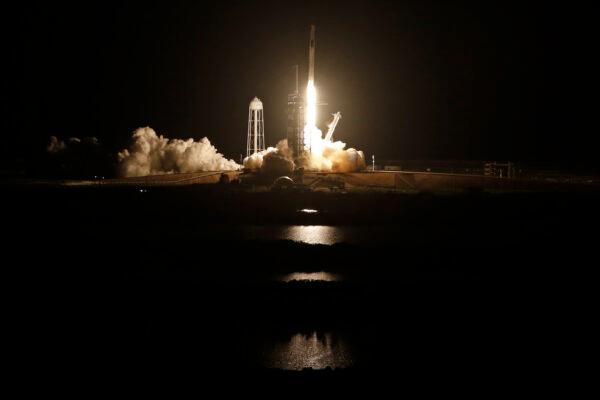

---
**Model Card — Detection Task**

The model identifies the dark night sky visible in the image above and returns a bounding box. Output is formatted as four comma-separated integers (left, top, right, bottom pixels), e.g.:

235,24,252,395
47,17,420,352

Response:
7,0,588,167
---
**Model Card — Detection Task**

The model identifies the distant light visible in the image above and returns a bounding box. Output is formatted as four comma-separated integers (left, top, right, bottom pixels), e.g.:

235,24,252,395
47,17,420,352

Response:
299,208,318,214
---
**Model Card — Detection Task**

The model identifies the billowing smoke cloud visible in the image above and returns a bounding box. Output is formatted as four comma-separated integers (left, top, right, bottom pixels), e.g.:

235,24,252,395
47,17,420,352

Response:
118,127,240,177
244,140,295,175
263,143,295,175
243,134,365,173
304,139,366,172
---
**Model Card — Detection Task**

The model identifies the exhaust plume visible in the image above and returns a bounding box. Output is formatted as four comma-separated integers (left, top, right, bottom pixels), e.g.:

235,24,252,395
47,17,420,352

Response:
243,135,365,173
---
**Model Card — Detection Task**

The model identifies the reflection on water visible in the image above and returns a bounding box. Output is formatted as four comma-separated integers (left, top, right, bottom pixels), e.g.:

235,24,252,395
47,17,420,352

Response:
282,225,344,245
264,332,353,370
298,208,319,214
199,223,441,246
202,224,404,245
281,271,340,282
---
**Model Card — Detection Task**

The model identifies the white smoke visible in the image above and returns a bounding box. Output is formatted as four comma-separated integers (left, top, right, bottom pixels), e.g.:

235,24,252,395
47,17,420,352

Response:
118,127,241,177
243,140,295,175
243,148,272,170
305,138,366,173
243,133,365,173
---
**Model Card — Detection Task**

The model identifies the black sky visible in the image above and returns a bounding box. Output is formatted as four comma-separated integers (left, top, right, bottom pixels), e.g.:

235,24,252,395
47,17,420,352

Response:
9,0,585,167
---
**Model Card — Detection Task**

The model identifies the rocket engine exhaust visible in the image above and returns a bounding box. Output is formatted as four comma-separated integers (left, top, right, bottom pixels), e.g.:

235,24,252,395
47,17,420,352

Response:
243,25,366,174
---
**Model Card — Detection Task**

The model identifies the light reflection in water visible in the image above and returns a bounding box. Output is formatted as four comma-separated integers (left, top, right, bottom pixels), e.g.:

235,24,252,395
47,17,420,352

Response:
283,225,344,245
282,271,340,282
264,332,353,370
298,208,319,214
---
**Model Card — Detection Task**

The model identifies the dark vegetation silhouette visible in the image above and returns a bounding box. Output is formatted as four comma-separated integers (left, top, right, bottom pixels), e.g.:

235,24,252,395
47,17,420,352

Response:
40,138,114,179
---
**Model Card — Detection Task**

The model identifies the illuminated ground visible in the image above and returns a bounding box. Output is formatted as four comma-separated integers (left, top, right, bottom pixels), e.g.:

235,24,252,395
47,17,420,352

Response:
40,169,600,193
64,170,242,186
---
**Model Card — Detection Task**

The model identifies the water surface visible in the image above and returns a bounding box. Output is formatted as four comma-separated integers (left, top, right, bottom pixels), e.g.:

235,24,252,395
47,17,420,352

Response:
262,331,354,370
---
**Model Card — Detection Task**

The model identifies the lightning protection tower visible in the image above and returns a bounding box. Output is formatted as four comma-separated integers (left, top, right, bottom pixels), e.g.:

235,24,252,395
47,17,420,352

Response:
247,97,265,158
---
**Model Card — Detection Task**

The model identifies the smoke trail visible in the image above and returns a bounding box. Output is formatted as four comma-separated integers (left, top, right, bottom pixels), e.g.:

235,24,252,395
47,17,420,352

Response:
118,127,240,177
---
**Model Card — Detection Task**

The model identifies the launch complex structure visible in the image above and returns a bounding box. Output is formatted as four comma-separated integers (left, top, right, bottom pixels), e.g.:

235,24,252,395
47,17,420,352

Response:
286,65,305,159
246,25,342,166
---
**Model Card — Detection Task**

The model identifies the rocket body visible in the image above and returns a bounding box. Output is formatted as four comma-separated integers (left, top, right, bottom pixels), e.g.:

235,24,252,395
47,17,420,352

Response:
308,25,316,83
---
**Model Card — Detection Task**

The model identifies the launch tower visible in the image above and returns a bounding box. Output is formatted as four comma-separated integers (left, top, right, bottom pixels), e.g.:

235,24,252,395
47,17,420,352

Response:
287,65,304,158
